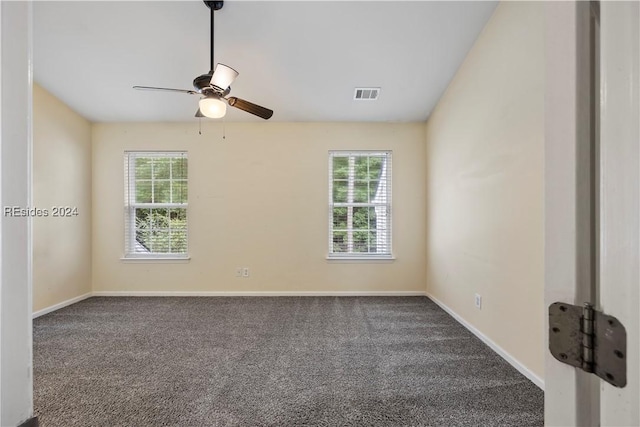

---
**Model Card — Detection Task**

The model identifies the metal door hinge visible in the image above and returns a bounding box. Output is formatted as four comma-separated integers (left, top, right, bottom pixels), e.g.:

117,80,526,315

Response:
549,302,627,387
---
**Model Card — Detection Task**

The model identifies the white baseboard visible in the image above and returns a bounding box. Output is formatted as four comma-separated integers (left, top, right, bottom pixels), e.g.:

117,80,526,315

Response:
426,293,544,390
32,292,93,318
92,291,428,297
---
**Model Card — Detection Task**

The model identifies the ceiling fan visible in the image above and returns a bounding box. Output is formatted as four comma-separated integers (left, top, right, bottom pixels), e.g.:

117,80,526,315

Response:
133,1,273,120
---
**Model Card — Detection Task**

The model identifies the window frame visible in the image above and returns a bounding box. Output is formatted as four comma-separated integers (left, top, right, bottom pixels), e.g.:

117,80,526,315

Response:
328,150,393,260
124,151,189,260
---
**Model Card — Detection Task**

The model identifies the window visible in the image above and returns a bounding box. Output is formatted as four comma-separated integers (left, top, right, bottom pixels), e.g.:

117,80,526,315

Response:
124,152,188,258
328,151,392,258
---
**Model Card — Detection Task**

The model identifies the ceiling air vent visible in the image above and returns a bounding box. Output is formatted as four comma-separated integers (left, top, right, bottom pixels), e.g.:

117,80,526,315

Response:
354,87,380,101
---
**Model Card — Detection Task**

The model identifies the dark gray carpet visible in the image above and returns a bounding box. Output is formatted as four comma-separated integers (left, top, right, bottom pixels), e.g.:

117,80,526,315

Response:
33,296,543,426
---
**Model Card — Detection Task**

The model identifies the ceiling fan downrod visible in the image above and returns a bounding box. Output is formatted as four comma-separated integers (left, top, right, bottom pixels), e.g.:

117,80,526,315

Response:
204,1,224,73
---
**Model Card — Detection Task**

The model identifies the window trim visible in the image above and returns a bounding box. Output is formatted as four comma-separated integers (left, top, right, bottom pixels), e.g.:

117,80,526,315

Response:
327,150,393,260
124,151,189,260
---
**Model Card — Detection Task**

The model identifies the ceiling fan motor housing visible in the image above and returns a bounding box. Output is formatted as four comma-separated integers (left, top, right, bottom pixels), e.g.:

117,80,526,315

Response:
193,74,213,92
193,74,230,97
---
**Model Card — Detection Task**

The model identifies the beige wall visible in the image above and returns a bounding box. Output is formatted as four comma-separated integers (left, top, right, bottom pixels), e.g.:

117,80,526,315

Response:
33,83,92,311
424,2,544,379
92,122,427,293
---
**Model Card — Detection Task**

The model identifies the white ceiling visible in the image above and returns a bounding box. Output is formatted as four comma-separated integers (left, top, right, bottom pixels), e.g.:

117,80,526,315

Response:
33,1,497,123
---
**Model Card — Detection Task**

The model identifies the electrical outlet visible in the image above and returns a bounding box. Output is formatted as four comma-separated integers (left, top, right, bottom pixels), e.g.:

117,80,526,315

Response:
475,293,482,310
242,267,250,278
235,268,242,277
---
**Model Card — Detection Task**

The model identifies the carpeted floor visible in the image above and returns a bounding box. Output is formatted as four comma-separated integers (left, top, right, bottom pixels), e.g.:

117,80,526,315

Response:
33,296,543,426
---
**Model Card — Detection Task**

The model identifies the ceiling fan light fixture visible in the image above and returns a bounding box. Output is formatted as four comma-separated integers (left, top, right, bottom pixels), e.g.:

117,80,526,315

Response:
199,96,227,118
210,63,239,91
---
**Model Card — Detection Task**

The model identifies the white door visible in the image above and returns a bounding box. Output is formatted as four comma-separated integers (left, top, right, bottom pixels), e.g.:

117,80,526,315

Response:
545,2,639,426
598,1,639,425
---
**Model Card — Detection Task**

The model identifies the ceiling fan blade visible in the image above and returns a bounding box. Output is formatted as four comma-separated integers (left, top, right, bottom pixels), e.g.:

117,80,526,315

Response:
133,86,198,95
227,97,273,120
195,108,204,118
209,64,239,91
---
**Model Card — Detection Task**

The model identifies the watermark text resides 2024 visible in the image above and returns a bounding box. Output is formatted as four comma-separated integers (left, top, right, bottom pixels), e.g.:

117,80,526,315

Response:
3,206,79,217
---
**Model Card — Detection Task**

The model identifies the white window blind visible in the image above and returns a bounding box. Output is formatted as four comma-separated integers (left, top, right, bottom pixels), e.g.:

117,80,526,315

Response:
124,152,188,258
328,151,392,258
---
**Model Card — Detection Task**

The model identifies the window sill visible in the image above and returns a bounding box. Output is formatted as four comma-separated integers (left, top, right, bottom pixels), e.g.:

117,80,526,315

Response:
121,256,191,263
326,256,396,263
